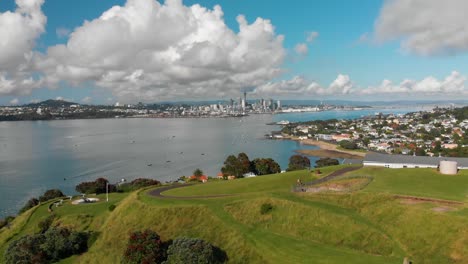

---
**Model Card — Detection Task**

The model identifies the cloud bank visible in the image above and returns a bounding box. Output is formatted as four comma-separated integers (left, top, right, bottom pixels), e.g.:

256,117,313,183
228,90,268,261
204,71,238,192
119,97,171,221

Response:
374,0,468,56
253,71,468,98
0,0,46,95
36,0,286,101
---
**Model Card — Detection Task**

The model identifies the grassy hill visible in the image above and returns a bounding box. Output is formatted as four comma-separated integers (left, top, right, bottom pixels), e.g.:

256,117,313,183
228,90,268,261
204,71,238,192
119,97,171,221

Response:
1,165,467,263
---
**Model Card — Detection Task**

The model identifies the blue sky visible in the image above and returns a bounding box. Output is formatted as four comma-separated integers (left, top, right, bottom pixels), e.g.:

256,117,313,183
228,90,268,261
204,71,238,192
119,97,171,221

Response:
1,0,468,104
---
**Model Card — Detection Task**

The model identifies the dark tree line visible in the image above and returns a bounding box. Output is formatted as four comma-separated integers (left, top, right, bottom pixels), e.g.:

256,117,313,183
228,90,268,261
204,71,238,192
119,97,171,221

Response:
221,153,281,177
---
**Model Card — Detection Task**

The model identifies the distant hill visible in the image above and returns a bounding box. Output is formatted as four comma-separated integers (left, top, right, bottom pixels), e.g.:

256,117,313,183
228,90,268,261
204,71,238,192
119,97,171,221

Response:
24,99,79,108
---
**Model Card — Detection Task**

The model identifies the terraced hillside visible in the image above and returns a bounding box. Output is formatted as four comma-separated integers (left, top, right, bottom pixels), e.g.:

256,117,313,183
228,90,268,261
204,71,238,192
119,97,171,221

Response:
1,165,467,263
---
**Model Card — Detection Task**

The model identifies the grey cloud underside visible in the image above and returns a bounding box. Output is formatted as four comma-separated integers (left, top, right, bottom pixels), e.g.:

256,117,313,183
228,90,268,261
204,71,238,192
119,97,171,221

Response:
374,0,468,56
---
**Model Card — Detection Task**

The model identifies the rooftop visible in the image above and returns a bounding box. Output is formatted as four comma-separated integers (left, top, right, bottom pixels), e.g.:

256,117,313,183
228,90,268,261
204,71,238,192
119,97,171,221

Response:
364,152,468,167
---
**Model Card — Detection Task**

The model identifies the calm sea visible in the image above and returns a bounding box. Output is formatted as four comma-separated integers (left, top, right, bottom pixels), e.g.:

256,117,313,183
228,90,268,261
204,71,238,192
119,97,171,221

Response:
0,107,425,217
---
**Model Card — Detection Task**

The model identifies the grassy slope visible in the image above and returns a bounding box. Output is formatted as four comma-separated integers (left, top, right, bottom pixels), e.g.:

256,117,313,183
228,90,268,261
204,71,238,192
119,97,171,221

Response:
348,167,468,201
1,165,467,263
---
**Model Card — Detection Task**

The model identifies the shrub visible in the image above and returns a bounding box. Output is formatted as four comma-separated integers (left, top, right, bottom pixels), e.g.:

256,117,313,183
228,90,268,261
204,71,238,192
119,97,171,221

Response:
165,237,227,264
19,197,39,214
39,189,65,202
118,178,161,192
287,155,311,171
4,227,89,264
75,178,112,194
0,215,15,230
123,230,166,264
339,140,358,150
260,203,273,215
38,214,56,233
108,204,116,212
315,158,339,168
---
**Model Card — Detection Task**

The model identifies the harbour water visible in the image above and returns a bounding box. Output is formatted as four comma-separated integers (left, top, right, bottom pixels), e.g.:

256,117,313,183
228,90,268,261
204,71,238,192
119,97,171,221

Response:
0,107,425,217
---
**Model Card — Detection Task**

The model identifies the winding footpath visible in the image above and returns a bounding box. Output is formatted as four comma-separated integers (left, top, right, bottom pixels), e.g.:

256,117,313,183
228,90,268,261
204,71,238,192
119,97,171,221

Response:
148,184,231,199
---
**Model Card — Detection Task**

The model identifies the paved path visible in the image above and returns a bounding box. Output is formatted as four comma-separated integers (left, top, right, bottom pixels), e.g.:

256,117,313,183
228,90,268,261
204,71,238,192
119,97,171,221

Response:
293,166,363,192
148,184,232,200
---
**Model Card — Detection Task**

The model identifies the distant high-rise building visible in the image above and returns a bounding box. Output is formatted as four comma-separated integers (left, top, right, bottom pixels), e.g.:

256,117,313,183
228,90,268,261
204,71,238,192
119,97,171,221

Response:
277,100,281,109
241,99,246,111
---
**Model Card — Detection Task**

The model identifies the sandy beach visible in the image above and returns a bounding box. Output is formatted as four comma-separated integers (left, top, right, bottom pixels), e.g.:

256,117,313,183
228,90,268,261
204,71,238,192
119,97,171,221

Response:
290,137,366,159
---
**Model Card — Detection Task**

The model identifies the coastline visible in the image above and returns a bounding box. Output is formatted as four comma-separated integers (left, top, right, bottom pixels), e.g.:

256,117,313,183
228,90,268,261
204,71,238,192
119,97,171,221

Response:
286,136,366,159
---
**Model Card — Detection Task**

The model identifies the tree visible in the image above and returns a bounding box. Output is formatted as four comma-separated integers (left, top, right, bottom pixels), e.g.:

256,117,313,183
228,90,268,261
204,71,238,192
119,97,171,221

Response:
237,152,252,174
123,230,166,264
4,227,88,264
19,198,39,214
75,178,109,194
39,189,65,202
193,168,203,177
252,158,281,175
339,140,358,150
221,155,243,177
287,155,310,171
315,158,339,168
165,237,227,264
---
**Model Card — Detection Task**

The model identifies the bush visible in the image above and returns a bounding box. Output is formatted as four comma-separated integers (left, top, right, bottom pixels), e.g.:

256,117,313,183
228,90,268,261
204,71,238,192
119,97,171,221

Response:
0,215,15,230
76,178,112,194
260,203,273,215
287,155,311,171
19,198,39,214
38,214,56,233
108,204,116,212
315,158,340,168
118,178,161,192
39,189,65,202
165,237,227,264
339,140,358,150
4,227,89,264
123,230,166,264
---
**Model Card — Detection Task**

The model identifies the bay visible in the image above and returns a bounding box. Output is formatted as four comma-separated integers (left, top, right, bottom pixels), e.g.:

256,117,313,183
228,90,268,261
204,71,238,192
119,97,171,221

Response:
0,107,423,217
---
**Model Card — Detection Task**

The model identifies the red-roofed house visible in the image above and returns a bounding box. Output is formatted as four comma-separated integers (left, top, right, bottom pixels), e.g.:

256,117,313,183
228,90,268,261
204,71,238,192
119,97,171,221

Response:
190,175,208,183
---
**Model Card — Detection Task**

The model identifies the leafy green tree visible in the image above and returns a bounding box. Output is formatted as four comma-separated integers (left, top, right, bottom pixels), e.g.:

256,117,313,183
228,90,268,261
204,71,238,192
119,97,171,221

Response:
221,155,243,177
252,158,281,175
287,155,311,171
75,178,110,194
39,189,65,202
315,158,339,168
339,140,358,150
123,230,166,264
165,237,227,264
193,168,204,177
237,152,252,174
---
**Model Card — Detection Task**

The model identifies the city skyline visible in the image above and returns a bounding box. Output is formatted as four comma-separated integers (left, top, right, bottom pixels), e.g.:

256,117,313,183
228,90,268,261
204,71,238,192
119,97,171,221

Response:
1,0,468,105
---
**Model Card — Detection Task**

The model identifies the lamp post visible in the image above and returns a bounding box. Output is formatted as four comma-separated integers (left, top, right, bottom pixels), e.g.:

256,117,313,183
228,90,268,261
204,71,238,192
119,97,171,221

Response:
106,178,126,202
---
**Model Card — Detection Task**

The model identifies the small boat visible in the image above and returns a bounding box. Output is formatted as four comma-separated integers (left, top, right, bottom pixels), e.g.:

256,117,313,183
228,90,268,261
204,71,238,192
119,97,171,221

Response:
147,164,153,167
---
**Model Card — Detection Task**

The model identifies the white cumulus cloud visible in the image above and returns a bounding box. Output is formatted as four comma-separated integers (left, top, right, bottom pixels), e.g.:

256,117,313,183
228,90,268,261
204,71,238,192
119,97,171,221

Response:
294,43,308,55
0,0,46,96
374,0,468,56
38,0,286,101
254,71,467,98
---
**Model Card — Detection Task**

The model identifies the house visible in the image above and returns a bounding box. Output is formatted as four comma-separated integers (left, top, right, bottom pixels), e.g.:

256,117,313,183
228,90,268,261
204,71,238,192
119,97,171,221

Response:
190,175,209,183
216,173,224,179
363,152,468,170
227,175,236,180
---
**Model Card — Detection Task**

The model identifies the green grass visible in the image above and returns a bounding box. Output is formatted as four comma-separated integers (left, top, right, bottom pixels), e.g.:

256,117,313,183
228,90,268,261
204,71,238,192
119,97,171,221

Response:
1,165,467,264
347,167,468,201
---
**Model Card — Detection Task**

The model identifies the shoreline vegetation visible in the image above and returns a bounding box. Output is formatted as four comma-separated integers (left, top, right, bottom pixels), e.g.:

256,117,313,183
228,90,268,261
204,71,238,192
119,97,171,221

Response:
288,137,366,159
